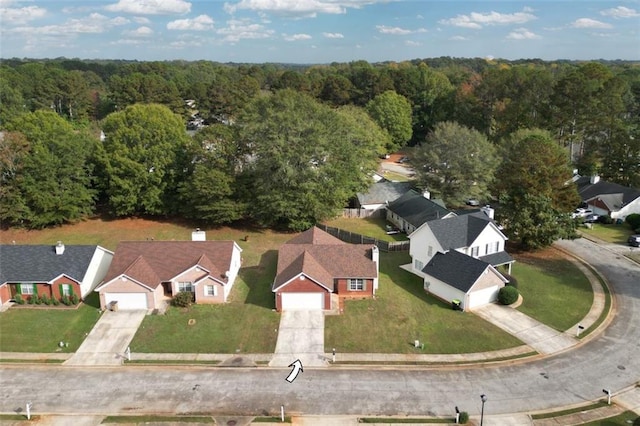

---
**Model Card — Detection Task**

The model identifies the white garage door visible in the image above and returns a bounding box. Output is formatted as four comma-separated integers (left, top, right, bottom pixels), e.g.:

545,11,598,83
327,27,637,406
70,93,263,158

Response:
105,292,148,310
281,292,324,310
467,286,499,309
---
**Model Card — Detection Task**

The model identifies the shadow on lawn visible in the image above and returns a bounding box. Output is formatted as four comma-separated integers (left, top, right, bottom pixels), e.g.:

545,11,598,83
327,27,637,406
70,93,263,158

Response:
239,249,277,310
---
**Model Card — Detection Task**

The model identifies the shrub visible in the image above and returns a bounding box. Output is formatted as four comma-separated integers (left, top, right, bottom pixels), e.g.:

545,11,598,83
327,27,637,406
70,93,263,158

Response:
60,295,71,306
34,294,42,305
40,294,50,305
459,411,469,424
498,285,519,305
172,291,194,307
14,294,25,305
52,297,60,306
625,213,640,230
598,215,614,224
28,294,36,305
70,293,80,305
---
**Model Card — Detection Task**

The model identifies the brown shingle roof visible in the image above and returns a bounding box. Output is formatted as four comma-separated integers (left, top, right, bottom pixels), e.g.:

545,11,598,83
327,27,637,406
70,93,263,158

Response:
102,241,237,289
273,227,378,291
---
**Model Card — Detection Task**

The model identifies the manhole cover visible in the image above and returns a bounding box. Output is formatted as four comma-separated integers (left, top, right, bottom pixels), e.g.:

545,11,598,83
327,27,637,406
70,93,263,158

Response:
227,421,237,426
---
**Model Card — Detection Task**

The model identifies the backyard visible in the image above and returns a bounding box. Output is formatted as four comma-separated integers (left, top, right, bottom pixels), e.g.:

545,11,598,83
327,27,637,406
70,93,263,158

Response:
322,216,409,242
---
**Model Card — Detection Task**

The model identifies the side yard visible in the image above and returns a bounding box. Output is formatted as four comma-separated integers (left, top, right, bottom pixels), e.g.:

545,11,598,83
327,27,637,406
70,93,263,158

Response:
513,248,593,332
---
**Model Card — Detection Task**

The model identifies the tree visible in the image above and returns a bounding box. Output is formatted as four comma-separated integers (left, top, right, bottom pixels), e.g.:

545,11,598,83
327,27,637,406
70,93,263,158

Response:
2,111,97,228
366,90,413,153
177,125,245,224
101,104,190,216
494,129,580,249
413,121,498,206
236,89,382,231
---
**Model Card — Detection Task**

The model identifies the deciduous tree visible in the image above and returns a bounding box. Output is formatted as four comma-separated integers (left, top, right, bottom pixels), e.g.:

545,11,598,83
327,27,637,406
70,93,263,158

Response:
366,90,413,153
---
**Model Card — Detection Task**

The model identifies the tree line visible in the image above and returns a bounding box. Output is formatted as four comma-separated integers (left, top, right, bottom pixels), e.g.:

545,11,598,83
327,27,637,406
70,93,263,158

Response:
1,57,638,247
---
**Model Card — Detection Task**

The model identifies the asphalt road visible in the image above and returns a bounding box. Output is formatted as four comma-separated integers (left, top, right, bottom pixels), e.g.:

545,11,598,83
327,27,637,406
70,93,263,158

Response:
1,238,638,418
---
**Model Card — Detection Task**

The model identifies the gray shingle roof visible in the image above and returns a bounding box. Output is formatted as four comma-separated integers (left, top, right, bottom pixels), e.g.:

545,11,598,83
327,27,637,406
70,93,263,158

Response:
479,251,514,267
0,244,98,283
422,250,492,292
576,176,640,210
386,190,452,228
356,180,413,206
425,212,493,251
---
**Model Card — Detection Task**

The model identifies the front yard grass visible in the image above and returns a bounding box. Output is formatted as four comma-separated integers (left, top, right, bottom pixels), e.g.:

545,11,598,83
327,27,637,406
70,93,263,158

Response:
513,248,593,331
325,252,524,353
322,217,409,242
579,222,634,244
0,293,102,352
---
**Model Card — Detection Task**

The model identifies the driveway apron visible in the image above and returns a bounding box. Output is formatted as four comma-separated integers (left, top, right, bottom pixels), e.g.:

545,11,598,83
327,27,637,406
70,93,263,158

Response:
474,303,577,355
64,310,146,366
269,310,327,368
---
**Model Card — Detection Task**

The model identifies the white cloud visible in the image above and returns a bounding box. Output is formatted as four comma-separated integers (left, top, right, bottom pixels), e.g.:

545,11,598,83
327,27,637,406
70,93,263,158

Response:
0,4,46,25
449,35,468,41
216,18,275,42
506,27,541,39
571,18,613,29
11,13,128,36
125,26,154,36
523,6,534,13
133,16,151,24
105,0,191,15
223,0,381,18
376,25,427,35
439,10,536,29
405,40,421,46
600,6,639,19
323,32,343,38
283,33,312,41
167,14,214,31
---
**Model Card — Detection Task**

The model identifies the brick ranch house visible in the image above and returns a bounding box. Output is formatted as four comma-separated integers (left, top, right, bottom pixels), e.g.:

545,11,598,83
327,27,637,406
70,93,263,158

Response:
95,239,242,311
272,227,379,311
0,242,113,304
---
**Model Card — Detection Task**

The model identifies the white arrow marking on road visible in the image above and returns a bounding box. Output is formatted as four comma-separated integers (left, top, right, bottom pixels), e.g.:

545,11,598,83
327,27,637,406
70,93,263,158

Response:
286,359,303,383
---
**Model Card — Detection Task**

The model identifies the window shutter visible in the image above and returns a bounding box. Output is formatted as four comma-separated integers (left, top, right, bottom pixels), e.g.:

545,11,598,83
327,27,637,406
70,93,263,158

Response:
16,284,21,295
363,279,367,291
59,284,64,297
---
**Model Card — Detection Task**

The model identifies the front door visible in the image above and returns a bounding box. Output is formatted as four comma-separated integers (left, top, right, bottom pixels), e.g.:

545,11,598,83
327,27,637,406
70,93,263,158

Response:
162,282,173,296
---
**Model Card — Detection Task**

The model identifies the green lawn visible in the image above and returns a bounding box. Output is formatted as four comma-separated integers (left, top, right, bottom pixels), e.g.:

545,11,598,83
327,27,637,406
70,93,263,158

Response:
580,411,639,425
379,170,414,182
0,293,102,352
325,252,524,353
323,217,409,242
513,251,593,331
579,222,634,244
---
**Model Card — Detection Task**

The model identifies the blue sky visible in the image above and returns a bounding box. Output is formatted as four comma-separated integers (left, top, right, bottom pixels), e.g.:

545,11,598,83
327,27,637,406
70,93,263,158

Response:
1,0,638,63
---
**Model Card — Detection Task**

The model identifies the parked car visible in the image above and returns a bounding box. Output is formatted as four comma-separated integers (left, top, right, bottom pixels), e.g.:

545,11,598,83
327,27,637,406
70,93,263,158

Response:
397,156,410,163
571,208,593,219
628,235,640,247
466,198,480,206
584,214,600,223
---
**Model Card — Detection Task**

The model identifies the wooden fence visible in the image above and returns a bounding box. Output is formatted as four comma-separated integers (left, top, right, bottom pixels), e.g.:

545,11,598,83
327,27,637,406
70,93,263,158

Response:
316,224,410,252
341,208,385,219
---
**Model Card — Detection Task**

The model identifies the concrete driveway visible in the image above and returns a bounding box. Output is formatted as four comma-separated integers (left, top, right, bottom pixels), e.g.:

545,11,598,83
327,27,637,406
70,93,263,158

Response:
474,303,577,354
269,310,327,368
64,310,146,366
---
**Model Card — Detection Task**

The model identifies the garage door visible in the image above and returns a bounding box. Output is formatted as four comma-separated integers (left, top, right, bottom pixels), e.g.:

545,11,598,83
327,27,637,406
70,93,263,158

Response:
467,286,499,309
281,292,324,310
104,292,148,310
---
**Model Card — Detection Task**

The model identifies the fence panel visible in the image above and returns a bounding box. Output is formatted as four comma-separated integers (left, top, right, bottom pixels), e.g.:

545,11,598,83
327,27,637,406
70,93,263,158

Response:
316,224,409,252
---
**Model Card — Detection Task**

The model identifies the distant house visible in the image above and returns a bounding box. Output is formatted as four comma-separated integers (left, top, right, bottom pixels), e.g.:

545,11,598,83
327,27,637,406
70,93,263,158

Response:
0,243,113,305
576,175,640,221
422,250,509,311
355,180,413,212
386,189,455,234
96,239,242,311
272,227,379,311
407,211,514,311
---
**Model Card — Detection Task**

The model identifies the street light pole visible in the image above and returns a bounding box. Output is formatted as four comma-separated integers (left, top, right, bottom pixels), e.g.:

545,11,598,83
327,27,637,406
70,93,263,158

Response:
480,394,487,426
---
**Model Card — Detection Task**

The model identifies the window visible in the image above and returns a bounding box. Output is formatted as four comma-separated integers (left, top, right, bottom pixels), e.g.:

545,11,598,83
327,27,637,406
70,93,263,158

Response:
486,242,500,255
424,281,431,291
61,284,71,296
471,246,479,257
178,281,194,293
20,284,34,295
348,279,364,291
414,259,424,271
427,246,433,257
205,285,217,297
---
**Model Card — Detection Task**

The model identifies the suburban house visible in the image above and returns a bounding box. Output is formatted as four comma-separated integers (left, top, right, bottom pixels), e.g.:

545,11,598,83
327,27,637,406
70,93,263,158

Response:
422,250,509,311
0,243,113,305
95,237,242,311
272,227,379,311
407,211,514,311
354,179,413,214
386,189,456,234
575,175,640,221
